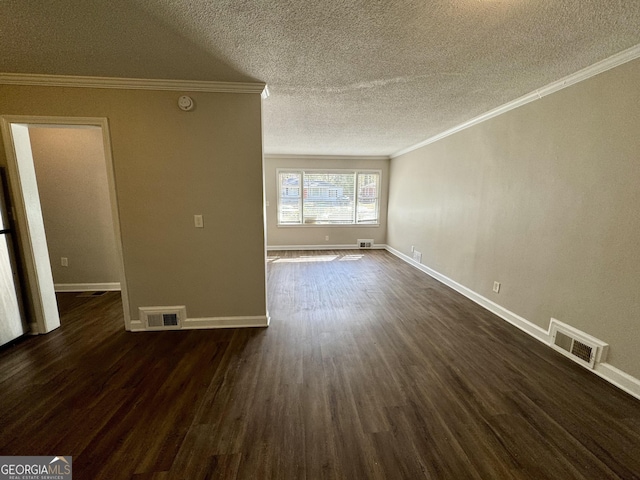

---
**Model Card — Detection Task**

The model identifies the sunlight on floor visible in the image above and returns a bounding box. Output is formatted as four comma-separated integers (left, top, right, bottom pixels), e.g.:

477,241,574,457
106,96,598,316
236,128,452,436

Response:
272,255,338,263
267,253,366,264
339,254,364,261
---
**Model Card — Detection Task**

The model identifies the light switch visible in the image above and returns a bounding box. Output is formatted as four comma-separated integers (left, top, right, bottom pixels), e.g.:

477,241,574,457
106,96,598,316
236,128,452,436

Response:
194,215,204,228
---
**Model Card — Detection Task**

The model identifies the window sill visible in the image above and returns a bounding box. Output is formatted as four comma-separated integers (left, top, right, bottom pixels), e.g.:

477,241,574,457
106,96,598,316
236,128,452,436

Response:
276,223,381,228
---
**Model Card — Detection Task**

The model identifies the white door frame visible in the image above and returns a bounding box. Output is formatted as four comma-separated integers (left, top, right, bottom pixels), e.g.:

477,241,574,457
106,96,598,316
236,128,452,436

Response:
0,115,131,333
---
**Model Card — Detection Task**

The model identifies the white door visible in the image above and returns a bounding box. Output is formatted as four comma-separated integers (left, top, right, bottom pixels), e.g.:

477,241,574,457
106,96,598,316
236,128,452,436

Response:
0,169,27,345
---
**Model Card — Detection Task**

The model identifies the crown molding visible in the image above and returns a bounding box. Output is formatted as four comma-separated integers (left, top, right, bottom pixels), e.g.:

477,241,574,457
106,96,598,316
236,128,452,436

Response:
0,72,266,94
392,43,640,158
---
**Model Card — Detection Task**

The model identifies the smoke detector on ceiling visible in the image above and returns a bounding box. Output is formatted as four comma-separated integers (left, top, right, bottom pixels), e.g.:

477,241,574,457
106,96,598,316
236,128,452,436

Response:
178,95,194,111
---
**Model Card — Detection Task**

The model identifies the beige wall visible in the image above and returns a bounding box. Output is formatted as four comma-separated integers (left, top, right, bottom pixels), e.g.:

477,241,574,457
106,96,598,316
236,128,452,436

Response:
29,126,120,286
0,85,267,321
265,156,389,248
388,58,640,378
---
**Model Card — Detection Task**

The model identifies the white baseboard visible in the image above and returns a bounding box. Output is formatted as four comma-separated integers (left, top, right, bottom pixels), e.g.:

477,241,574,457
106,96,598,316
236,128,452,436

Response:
127,315,270,332
268,244,387,251
182,315,270,329
385,246,640,401
128,320,144,331
55,282,121,292
594,363,640,400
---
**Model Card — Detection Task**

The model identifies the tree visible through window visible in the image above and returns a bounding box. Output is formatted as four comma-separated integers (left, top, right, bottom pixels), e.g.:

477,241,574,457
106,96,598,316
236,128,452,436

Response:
277,170,381,225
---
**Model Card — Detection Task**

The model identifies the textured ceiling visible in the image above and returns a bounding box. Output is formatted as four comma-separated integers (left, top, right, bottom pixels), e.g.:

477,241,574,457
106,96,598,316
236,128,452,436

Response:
2,1,640,156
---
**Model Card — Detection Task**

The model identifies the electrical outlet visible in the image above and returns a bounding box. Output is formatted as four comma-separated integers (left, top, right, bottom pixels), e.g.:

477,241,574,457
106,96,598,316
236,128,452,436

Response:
194,215,204,228
61,257,68,267
325,235,329,241
412,250,422,263
493,281,501,293
411,245,415,252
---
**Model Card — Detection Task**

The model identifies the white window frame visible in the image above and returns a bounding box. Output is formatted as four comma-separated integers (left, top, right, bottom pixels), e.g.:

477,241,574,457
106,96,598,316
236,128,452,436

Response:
276,168,381,227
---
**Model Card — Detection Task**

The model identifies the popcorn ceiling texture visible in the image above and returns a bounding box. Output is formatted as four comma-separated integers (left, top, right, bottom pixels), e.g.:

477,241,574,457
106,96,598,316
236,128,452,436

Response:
2,0,640,156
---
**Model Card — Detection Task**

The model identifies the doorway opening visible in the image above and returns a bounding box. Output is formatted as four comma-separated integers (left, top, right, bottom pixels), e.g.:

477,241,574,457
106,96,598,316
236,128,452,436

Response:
0,116,130,336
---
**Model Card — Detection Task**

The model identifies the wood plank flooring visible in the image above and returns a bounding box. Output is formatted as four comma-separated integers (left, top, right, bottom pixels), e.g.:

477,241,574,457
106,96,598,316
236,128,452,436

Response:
0,250,639,479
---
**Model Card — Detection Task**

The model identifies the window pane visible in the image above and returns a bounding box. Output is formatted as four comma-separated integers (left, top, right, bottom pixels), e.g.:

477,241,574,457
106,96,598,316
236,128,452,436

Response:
303,173,355,224
357,173,379,224
277,170,381,226
279,172,302,224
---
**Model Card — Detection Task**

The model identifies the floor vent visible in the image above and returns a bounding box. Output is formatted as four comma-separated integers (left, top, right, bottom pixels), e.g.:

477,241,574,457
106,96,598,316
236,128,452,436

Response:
549,318,608,369
357,239,374,249
139,306,186,330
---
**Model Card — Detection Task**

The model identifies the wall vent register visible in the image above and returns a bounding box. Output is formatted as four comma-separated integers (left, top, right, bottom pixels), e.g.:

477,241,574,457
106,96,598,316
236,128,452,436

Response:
139,306,186,330
549,318,608,369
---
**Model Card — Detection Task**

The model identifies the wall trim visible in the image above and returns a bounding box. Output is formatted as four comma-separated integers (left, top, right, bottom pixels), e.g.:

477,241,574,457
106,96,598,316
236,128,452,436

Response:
128,320,144,331
0,72,266,94
268,244,387,251
182,315,270,329
54,282,121,292
593,363,640,401
265,154,390,161
128,315,269,332
391,43,640,158
385,246,640,401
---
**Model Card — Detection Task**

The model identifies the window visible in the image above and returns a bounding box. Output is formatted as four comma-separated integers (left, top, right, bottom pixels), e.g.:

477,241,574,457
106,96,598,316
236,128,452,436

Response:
277,170,381,225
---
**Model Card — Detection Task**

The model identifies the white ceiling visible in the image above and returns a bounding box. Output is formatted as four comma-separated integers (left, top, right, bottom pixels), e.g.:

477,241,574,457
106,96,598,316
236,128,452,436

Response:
2,1,640,156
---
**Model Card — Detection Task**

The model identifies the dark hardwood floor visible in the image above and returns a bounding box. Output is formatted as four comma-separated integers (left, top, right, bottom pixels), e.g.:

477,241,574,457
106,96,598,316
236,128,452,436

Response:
1,250,639,479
